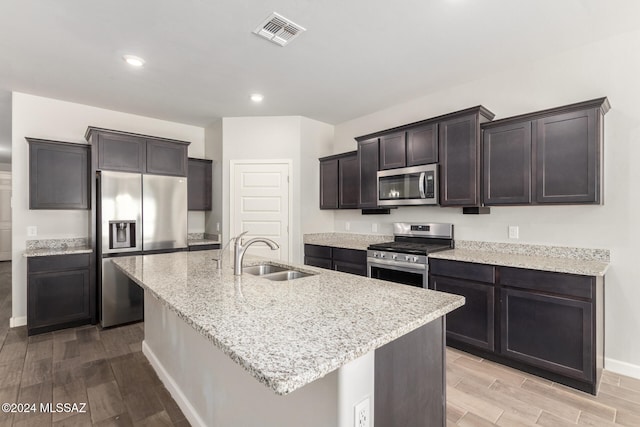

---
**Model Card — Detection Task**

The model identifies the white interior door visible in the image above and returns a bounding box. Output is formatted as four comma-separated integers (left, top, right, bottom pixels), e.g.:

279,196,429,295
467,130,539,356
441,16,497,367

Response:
231,161,291,261
0,172,11,261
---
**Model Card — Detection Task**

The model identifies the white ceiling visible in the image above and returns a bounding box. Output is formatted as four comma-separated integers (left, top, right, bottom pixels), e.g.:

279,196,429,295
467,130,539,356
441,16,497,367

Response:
1,0,640,136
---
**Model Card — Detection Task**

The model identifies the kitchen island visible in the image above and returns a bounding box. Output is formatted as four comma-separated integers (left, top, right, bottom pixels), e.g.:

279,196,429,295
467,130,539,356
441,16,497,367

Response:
112,250,464,427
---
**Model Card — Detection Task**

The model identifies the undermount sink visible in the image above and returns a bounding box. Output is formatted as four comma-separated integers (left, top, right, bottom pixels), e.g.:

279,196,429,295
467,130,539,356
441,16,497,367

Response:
243,264,288,276
261,270,314,281
242,263,315,281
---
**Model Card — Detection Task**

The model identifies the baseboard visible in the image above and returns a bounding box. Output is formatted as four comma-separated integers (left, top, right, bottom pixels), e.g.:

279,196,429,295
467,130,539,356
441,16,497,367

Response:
605,357,640,380
142,340,207,427
10,316,27,328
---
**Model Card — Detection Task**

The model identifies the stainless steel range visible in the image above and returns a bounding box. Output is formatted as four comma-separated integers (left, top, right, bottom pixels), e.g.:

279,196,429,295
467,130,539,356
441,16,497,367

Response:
367,222,454,288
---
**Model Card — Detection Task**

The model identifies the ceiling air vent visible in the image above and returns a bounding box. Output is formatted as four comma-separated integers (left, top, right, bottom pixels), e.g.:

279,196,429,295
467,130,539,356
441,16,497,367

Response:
253,12,306,47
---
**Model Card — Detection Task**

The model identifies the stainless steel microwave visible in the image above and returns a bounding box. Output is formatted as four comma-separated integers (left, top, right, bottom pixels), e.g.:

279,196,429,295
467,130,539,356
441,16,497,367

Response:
377,164,438,206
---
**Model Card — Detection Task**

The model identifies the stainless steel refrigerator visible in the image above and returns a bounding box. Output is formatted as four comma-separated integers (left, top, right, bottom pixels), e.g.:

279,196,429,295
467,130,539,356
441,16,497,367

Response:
97,170,187,327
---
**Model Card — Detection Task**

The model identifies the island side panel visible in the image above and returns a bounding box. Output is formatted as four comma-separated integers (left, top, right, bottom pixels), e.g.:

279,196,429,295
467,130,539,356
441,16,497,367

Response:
375,317,446,427
144,291,369,427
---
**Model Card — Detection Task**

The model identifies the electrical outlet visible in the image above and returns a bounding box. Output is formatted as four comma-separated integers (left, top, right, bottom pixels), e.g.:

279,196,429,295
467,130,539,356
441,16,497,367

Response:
508,225,519,239
345,222,351,231
27,226,37,237
354,398,370,427
371,223,378,233
216,222,220,232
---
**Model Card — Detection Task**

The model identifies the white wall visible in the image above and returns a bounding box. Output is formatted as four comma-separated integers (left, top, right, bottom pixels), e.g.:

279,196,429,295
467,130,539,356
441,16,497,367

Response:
11,93,205,325
221,116,334,264
331,29,640,375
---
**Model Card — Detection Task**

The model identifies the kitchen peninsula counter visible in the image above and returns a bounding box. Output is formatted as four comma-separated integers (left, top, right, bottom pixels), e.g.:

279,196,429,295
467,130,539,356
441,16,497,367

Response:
112,250,463,427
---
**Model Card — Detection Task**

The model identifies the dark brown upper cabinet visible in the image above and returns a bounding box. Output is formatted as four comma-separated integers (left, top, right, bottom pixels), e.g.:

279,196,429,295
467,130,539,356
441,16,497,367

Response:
379,132,406,170
27,138,90,210
146,139,188,176
407,123,438,166
339,153,359,208
439,107,495,207
357,137,379,208
482,98,609,206
319,152,359,209
483,121,532,205
85,127,191,177
188,158,212,211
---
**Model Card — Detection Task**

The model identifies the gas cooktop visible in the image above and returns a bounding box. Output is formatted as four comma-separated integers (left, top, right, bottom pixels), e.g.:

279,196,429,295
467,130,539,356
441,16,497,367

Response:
367,241,453,256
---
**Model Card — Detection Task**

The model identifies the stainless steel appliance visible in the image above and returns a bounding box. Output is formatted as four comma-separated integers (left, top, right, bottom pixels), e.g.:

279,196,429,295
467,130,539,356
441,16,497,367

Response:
377,164,438,206
367,222,453,288
97,170,187,327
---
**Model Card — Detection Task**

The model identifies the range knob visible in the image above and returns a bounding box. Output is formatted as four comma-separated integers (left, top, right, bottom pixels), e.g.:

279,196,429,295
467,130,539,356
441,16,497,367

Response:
380,252,386,258
412,256,419,262
392,254,398,260
405,255,411,261
373,252,379,258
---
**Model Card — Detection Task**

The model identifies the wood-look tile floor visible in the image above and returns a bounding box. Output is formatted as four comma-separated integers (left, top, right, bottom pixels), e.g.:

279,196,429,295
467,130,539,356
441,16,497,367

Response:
446,347,640,426
1,260,640,426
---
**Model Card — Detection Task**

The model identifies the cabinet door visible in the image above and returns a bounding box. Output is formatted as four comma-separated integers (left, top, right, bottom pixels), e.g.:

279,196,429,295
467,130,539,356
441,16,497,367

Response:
319,158,339,209
304,256,332,270
97,132,146,172
439,114,479,206
407,123,438,166
332,260,367,276
431,276,494,351
339,153,359,209
146,139,188,176
379,132,406,170
483,121,532,205
500,287,593,382
28,140,90,209
28,269,90,331
535,108,599,204
358,138,379,208
188,158,212,210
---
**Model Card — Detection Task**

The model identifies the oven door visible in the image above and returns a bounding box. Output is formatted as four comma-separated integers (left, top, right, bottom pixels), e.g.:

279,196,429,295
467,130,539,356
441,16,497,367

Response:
367,258,427,288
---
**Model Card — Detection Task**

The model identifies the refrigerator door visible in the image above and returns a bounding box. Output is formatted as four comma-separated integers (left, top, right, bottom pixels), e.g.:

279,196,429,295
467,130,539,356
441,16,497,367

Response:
143,174,188,251
100,171,142,255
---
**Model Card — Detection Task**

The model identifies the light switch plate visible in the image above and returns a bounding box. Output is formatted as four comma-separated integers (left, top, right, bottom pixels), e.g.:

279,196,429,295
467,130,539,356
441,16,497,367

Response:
508,225,519,239
345,222,351,231
371,223,378,233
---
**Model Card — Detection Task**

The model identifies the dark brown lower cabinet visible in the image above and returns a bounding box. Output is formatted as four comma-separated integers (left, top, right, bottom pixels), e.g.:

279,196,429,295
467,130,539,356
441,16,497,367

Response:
303,244,367,276
500,288,593,383
429,258,603,394
430,275,494,351
27,253,94,335
375,317,445,427
188,243,221,251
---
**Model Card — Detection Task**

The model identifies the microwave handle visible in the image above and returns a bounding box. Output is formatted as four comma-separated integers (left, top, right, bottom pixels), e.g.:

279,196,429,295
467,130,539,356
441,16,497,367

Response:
419,172,426,198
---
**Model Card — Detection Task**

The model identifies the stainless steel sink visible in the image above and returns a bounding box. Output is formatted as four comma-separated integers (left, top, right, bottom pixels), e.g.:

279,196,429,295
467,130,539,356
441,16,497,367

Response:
262,270,315,281
243,264,289,276
243,263,315,281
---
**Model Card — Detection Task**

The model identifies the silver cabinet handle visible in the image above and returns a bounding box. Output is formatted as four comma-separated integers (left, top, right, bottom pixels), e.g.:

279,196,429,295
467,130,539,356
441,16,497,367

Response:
419,172,426,198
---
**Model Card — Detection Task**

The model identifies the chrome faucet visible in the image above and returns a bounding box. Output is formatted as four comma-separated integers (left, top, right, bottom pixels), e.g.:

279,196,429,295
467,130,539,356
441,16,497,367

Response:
233,232,280,275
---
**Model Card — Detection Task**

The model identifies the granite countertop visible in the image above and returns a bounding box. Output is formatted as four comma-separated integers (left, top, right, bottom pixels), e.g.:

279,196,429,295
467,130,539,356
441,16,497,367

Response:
24,238,93,257
112,251,463,395
303,233,392,251
430,241,609,277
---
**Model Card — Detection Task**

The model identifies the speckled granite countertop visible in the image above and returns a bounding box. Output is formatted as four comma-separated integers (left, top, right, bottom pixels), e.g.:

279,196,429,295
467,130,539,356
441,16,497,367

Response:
303,233,392,251
187,233,220,246
23,238,93,257
430,240,609,276
112,251,463,395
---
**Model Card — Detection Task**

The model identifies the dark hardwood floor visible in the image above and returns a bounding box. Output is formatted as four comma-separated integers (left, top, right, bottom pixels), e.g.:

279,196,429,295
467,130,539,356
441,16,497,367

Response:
0,261,189,427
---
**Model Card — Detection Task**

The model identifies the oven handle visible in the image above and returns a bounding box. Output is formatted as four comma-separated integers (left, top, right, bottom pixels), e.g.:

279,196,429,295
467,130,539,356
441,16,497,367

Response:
419,172,426,199
367,258,427,272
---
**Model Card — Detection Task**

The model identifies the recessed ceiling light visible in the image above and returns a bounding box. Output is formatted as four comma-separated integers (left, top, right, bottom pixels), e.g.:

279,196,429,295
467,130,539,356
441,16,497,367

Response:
123,55,145,67
250,93,264,103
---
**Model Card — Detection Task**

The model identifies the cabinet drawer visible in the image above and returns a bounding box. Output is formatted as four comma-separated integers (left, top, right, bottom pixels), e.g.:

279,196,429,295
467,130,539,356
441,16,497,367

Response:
28,253,90,273
429,259,495,283
332,247,367,264
304,244,332,259
333,260,367,277
499,267,593,300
